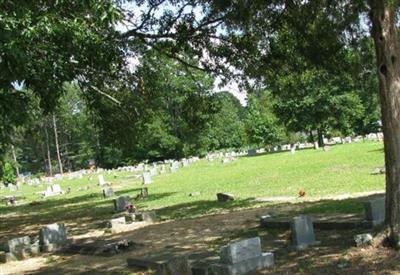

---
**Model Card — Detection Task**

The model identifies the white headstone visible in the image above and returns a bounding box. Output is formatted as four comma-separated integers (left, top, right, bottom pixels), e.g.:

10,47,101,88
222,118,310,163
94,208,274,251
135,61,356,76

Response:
98,175,106,186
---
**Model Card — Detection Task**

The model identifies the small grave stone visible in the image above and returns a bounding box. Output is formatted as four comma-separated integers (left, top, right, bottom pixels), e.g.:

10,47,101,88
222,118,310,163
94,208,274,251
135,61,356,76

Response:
371,167,385,175
210,237,274,275
109,217,126,228
290,145,296,155
103,187,114,198
149,168,158,176
354,233,373,247
98,175,106,186
220,237,262,264
170,162,179,173
189,192,201,197
127,254,191,275
136,211,157,223
39,223,68,252
142,172,152,185
113,196,131,212
217,193,235,202
290,215,319,250
364,197,385,226
140,187,148,198
314,141,319,150
51,184,63,194
247,149,257,156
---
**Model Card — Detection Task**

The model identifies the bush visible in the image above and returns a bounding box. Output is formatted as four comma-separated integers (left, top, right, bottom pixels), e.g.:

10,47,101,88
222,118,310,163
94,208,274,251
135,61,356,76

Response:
3,162,16,186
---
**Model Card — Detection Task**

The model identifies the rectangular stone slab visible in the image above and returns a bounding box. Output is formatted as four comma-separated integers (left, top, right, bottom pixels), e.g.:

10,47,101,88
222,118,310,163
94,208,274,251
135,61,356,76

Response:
290,215,318,250
220,237,262,264
127,254,191,275
39,223,67,246
5,236,31,253
364,197,385,226
210,252,274,275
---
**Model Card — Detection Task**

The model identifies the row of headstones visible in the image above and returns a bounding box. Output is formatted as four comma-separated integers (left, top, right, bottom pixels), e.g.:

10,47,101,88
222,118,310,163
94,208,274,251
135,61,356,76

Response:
142,159,194,185
127,237,274,274
264,197,385,250
0,223,68,263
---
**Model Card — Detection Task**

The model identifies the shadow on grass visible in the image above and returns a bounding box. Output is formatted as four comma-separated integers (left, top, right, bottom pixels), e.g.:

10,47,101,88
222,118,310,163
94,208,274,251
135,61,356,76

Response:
0,191,176,242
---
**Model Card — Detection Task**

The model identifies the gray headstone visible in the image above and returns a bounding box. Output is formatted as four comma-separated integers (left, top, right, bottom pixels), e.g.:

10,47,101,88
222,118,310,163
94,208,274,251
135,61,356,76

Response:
39,223,68,248
364,197,385,226
220,237,262,264
211,252,274,275
247,149,257,156
103,187,114,198
140,187,148,198
136,211,157,223
113,196,131,212
5,236,31,253
290,215,319,250
217,193,234,202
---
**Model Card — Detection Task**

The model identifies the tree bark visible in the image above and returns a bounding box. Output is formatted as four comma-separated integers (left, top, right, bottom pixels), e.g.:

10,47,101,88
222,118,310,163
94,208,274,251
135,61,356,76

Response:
44,126,53,176
317,128,324,147
52,114,63,174
10,145,19,178
370,0,400,247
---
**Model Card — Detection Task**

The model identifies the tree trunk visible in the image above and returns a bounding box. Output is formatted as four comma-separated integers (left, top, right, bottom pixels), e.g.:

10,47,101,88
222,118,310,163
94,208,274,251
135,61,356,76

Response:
52,114,63,174
317,128,324,147
11,145,19,178
44,126,53,176
370,0,400,247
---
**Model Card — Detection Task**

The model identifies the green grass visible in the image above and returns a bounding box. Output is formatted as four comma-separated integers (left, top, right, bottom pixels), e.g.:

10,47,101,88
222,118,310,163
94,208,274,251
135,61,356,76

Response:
0,142,385,238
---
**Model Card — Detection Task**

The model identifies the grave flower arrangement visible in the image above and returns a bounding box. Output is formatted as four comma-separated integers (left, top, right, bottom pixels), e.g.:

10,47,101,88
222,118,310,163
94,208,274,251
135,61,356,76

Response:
125,204,136,213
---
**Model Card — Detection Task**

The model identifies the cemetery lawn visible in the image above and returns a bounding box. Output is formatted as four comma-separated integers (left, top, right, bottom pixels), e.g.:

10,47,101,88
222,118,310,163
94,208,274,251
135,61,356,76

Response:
2,141,396,275
0,141,384,242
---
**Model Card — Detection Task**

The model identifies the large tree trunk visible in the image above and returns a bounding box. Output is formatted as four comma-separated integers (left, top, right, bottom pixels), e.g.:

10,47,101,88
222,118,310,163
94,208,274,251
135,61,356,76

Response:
370,0,400,247
52,114,63,174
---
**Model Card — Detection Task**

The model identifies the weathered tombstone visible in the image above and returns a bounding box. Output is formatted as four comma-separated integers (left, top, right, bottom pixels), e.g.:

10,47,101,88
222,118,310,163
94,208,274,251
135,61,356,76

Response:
247,149,257,156
142,172,152,185
109,217,126,230
314,141,319,150
159,165,167,174
290,215,319,250
51,184,63,194
354,233,373,247
170,162,179,173
149,168,158,176
136,211,157,223
103,187,114,198
98,175,106,186
113,196,131,212
364,197,385,226
140,187,148,198
210,237,274,275
290,145,296,155
0,236,40,262
217,193,235,202
127,254,191,275
39,223,68,252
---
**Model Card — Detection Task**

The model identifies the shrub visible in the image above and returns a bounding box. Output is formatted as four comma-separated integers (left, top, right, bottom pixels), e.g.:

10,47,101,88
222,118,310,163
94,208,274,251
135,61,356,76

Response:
3,162,16,186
